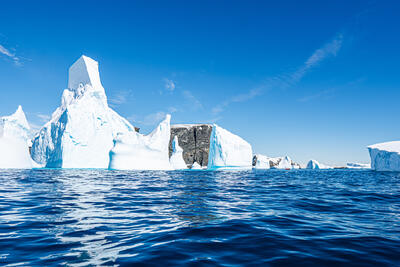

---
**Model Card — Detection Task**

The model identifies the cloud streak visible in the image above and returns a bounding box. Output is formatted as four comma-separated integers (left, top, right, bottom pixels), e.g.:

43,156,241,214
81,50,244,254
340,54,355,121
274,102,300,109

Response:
212,88,262,114
183,90,203,110
0,44,21,65
163,78,176,92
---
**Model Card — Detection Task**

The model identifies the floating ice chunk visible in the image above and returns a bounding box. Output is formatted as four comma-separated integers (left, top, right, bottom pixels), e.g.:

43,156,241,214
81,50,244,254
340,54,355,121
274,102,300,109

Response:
207,125,253,169
108,115,173,170
306,159,332,169
31,55,136,168
0,106,32,169
346,162,371,169
169,136,187,170
277,156,293,169
191,162,202,170
368,141,400,171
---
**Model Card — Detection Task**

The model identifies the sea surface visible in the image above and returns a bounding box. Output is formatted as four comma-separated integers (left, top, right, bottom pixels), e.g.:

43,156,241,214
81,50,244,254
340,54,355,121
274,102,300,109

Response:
0,169,399,266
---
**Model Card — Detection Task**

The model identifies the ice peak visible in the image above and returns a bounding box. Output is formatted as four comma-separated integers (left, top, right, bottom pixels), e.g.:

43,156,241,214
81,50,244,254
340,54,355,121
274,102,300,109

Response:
68,55,103,92
3,105,30,130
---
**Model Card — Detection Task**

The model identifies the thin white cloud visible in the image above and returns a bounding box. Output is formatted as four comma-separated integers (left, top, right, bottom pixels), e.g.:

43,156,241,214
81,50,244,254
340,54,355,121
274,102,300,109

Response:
163,78,176,92
109,89,133,106
297,88,335,102
0,44,21,66
212,33,344,114
131,107,178,126
183,90,203,110
36,113,51,122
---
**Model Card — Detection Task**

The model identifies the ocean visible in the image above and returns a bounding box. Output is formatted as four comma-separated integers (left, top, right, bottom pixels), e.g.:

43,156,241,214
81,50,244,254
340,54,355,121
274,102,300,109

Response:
0,169,399,266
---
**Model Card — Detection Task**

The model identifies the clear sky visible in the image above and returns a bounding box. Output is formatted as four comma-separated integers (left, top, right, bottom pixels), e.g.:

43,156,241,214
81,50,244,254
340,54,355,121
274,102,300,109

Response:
0,0,399,166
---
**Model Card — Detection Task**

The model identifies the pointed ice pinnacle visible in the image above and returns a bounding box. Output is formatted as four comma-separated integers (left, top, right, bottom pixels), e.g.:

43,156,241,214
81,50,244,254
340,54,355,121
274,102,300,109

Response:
68,55,104,93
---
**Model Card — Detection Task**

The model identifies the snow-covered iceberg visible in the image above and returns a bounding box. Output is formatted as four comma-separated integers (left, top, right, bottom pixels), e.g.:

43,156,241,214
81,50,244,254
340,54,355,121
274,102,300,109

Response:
346,162,371,169
169,136,187,169
276,156,293,169
108,115,173,170
306,159,332,169
253,154,271,169
207,125,253,169
368,141,400,171
0,106,32,169
31,55,137,168
253,154,300,170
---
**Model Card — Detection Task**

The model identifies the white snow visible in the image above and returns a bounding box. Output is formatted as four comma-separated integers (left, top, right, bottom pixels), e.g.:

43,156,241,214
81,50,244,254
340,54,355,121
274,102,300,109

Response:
108,115,173,170
254,154,271,169
191,162,202,170
31,55,137,168
169,136,187,170
0,106,32,169
276,156,293,169
346,162,371,169
306,159,332,169
368,141,400,171
207,125,253,169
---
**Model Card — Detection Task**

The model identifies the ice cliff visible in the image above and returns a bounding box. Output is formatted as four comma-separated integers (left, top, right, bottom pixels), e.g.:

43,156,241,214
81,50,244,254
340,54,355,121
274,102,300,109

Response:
207,125,253,169
108,115,172,170
0,106,32,168
306,159,332,169
368,141,400,171
169,136,187,169
31,55,136,168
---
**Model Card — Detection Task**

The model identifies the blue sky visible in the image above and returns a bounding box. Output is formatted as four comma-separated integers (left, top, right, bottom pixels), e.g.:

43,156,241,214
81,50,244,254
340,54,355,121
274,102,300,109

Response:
0,0,399,166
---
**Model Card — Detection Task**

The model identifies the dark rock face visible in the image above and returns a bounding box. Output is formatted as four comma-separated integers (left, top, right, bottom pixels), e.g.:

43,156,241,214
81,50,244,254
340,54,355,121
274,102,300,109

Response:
169,124,213,167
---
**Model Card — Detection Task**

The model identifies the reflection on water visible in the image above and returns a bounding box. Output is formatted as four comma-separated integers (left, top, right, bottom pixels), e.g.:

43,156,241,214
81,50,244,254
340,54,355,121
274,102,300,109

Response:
0,169,399,265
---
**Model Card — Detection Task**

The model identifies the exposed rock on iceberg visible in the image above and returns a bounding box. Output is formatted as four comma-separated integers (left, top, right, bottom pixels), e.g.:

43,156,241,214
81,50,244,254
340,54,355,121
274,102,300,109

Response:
169,124,212,167
0,106,32,169
346,162,371,169
169,136,187,170
368,141,400,171
306,159,332,169
31,55,136,168
108,115,173,170
207,125,253,169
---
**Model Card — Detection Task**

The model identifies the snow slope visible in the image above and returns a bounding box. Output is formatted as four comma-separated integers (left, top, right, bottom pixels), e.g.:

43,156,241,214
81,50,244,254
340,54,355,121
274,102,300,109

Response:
31,55,136,168
207,125,253,169
368,141,400,171
306,159,332,169
0,106,32,168
108,115,173,170
169,136,187,169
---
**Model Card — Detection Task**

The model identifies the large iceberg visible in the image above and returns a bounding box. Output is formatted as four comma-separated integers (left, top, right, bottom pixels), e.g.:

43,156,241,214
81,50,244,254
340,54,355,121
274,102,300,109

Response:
0,106,32,169
207,125,253,169
368,141,400,171
169,136,187,170
306,159,332,169
109,115,173,170
31,55,137,168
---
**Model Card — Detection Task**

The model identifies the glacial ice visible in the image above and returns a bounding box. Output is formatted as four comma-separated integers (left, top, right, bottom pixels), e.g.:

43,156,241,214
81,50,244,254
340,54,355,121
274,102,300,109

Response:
207,125,253,169
0,106,32,169
108,115,173,170
253,154,271,169
276,156,293,169
346,162,371,169
31,55,137,168
191,162,202,170
169,136,187,170
306,159,332,169
368,141,400,171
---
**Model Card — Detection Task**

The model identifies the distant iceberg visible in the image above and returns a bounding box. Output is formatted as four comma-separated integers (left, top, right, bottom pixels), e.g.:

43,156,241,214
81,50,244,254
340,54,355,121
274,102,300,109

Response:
0,106,32,169
368,141,400,171
306,159,332,169
207,125,253,170
31,55,136,168
253,154,271,169
169,136,187,170
346,162,371,169
109,115,173,170
253,154,300,170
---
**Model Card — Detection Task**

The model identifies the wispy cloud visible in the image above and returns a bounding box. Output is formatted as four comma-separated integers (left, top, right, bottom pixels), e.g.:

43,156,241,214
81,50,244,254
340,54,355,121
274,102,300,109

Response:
0,44,21,66
130,107,178,126
182,90,203,110
163,78,176,92
36,113,51,122
211,33,344,114
109,89,133,106
297,88,335,102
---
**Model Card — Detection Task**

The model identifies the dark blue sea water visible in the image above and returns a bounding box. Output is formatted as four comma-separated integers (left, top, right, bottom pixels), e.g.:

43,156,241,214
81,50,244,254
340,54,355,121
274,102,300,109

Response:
0,169,399,266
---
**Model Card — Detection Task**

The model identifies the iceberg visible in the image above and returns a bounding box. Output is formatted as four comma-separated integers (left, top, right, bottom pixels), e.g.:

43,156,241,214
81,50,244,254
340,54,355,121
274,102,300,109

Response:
191,162,202,170
108,115,173,170
253,154,271,169
169,136,187,169
253,154,300,170
31,55,137,168
207,125,253,169
306,159,332,169
0,106,32,169
346,162,371,169
276,156,293,169
368,141,400,171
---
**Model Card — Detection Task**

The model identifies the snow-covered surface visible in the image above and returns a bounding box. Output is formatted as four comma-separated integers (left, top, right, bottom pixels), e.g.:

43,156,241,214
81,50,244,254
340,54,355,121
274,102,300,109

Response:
0,106,32,169
169,136,187,170
254,154,271,169
31,55,136,168
368,141,400,171
277,156,292,169
191,162,202,170
207,125,253,169
346,162,371,169
171,124,210,129
109,115,173,170
306,159,332,170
